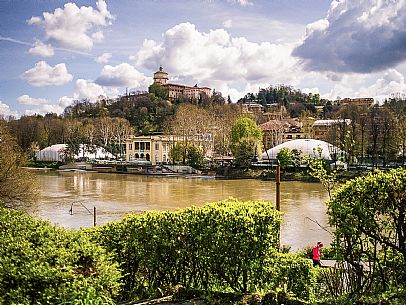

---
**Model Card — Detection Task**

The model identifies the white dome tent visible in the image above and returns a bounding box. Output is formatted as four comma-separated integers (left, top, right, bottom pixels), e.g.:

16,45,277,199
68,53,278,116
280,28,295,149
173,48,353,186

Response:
261,139,343,161
35,144,114,162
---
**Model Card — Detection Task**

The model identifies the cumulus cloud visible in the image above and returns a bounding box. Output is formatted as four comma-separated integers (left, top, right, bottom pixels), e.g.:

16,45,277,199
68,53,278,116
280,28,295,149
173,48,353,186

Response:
223,19,233,29
25,104,65,116
95,52,112,64
0,100,18,118
17,95,47,105
95,63,152,88
74,79,106,101
27,0,113,50
21,61,73,86
227,0,253,6
28,40,55,57
293,0,406,73
357,69,406,102
132,22,298,85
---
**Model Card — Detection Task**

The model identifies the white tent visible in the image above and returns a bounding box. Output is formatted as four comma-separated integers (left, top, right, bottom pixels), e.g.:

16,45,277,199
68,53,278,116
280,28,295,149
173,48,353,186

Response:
36,144,114,162
262,139,343,160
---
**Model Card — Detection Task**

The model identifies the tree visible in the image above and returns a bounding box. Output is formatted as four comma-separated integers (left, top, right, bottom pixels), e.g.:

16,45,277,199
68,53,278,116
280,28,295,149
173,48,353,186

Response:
328,169,406,297
186,144,205,169
0,122,38,208
230,117,262,168
276,147,292,171
230,117,262,144
148,82,169,100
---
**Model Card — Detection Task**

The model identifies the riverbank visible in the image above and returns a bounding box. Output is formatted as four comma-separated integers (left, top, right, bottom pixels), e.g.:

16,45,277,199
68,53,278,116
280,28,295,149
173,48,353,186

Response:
26,160,368,182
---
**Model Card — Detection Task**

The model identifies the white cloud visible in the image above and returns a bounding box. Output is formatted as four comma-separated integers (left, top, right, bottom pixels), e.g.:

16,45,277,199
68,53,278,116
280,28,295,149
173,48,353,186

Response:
25,104,65,116
227,0,253,6
294,0,406,73
0,100,18,118
21,61,73,86
95,52,112,64
27,0,113,50
133,22,299,85
95,63,152,89
357,69,406,102
223,19,233,28
17,95,47,106
74,79,106,101
58,96,75,108
28,40,55,57
23,95,75,116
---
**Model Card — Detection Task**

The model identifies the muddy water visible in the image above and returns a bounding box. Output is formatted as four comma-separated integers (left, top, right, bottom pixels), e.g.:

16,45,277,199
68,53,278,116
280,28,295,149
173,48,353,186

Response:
30,171,332,251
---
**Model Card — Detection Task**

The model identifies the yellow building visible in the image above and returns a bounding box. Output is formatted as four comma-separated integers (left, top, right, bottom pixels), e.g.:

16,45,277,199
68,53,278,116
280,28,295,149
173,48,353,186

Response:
125,134,214,164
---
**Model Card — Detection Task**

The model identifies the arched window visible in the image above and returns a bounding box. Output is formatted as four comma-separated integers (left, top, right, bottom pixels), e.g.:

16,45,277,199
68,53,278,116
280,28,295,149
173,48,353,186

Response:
135,153,139,159
146,154,150,161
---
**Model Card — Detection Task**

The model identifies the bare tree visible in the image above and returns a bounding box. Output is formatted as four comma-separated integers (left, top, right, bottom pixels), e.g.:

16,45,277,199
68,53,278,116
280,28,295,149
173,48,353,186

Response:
0,122,38,208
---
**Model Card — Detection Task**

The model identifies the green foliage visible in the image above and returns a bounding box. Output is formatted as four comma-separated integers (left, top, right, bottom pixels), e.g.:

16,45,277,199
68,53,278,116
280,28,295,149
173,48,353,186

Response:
186,144,206,169
169,142,184,163
276,148,292,170
232,137,261,168
169,143,206,168
328,168,406,298
230,118,262,168
0,207,121,304
306,157,337,198
231,117,262,144
148,83,169,100
89,199,320,302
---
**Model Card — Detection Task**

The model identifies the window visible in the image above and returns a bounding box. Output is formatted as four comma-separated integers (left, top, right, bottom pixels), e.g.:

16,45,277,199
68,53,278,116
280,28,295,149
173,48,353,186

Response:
287,135,292,139
146,154,150,161
135,142,139,150
129,143,132,150
155,143,159,150
296,135,301,139
146,142,150,150
140,142,145,150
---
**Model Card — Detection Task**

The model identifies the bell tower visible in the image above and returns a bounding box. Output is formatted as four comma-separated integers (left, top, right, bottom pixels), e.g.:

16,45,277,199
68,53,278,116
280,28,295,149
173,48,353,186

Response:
153,65,169,85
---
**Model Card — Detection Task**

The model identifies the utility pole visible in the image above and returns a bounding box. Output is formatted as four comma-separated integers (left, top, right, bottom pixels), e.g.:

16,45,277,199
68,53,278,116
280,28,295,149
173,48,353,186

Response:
93,206,97,227
276,160,281,211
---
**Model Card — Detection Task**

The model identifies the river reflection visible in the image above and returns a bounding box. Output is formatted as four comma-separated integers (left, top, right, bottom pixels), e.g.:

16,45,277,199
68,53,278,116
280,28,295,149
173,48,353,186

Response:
31,171,332,251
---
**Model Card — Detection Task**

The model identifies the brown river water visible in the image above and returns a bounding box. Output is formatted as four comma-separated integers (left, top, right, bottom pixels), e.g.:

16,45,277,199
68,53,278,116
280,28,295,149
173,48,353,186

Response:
30,171,332,251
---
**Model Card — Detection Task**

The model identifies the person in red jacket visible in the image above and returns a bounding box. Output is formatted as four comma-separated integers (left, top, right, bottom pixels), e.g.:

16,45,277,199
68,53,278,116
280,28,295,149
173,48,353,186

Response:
312,242,323,267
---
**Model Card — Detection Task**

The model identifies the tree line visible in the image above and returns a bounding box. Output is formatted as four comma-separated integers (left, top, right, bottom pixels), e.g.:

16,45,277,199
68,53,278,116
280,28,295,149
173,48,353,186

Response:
2,86,405,167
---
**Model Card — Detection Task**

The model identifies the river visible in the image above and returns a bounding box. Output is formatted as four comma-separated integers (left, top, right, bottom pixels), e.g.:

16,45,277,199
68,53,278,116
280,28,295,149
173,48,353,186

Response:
30,171,332,251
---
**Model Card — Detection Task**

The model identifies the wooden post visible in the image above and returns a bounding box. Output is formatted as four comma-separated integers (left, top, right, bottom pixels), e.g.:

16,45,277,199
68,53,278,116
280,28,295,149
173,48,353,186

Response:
276,160,281,211
93,206,96,227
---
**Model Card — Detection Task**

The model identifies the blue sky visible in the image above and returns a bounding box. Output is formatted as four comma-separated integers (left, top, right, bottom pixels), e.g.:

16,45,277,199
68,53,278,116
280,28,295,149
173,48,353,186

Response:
1,0,406,117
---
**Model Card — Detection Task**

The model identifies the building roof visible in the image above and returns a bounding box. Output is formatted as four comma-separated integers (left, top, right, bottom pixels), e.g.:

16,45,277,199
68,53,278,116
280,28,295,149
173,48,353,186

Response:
313,119,351,126
261,138,342,160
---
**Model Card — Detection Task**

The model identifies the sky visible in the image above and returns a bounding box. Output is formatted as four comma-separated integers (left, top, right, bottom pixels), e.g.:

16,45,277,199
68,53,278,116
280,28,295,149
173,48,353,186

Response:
1,0,406,117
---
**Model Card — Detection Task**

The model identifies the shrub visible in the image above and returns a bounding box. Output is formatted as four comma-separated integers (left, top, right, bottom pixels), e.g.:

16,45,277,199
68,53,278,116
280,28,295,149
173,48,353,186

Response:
92,198,317,302
0,207,121,304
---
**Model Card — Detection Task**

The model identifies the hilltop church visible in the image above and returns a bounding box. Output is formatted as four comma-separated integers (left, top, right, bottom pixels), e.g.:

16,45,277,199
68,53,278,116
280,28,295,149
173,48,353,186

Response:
153,66,212,101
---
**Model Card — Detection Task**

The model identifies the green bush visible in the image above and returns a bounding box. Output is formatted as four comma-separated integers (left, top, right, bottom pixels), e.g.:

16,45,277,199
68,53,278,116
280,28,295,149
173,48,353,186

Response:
0,207,121,305
92,198,317,302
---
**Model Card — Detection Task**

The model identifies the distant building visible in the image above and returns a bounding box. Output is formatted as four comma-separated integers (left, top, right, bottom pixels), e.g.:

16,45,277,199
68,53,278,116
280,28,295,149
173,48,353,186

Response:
259,117,315,149
337,97,374,107
153,66,212,101
125,134,213,165
312,119,351,141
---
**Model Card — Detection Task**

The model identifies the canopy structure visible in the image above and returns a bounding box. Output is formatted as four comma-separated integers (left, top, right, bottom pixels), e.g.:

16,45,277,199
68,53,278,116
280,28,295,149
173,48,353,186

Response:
261,139,343,160
35,144,114,162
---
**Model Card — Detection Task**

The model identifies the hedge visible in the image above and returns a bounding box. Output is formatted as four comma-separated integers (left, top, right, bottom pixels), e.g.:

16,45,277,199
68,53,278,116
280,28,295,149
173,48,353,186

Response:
0,207,121,305
91,198,316,302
